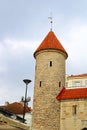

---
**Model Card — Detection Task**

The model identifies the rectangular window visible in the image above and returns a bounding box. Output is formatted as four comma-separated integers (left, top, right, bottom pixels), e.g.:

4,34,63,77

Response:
72,81,81,87
65,82,68,87
59,81,61,87
50,61,52,67
72,105,77,115
40,81,42,87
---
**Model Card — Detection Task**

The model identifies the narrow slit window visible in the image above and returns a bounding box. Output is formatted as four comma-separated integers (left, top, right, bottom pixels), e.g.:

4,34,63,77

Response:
59,81,61,87
72,105,77,115
50,61,52,67
40,81,42,87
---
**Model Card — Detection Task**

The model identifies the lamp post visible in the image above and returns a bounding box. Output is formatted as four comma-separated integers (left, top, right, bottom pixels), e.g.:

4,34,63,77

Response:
22,79,31,123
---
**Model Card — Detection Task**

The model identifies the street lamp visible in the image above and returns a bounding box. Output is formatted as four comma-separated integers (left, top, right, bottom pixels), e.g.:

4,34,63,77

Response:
22,79,31,123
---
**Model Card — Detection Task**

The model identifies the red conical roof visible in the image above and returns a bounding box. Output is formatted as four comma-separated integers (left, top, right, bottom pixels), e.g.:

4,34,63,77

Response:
34,31,68,58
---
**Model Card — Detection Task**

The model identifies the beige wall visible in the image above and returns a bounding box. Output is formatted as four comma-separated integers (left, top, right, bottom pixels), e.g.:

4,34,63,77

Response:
66,75,87,88
32,50,66,130
0,114,30,130
60,99,87,130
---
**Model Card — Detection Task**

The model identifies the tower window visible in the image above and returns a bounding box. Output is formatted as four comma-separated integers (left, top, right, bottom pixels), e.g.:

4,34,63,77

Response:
59,81,61,87
50,61,52,67
72,105,77,115
40,81,42,87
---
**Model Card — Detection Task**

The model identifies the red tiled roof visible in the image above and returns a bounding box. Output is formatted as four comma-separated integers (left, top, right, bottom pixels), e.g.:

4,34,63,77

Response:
56,87,87,100
68,73,87,78
0,102,31,114
34,31,68,58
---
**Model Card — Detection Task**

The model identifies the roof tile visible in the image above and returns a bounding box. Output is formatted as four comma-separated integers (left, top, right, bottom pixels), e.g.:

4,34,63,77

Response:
0,102,31,114
68,73,87,78
56,87,87,100
34,31,68,58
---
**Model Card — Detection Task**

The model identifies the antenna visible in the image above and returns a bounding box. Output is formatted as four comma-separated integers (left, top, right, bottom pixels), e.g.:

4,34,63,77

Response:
48,14,53,31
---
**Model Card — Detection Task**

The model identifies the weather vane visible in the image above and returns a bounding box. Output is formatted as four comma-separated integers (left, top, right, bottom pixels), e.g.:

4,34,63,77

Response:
48,15,53,31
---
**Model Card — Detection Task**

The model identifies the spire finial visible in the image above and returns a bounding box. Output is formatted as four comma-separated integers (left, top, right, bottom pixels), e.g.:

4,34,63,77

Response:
48,14,53,31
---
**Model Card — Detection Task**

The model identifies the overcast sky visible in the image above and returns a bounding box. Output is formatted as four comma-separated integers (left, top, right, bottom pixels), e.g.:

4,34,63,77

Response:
0,0,87,107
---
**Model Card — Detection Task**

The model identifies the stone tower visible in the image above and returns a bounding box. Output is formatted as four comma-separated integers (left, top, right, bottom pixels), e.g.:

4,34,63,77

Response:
32,31,68,130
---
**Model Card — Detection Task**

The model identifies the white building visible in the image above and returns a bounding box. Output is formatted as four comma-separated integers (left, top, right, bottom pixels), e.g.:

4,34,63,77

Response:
66,73,87,88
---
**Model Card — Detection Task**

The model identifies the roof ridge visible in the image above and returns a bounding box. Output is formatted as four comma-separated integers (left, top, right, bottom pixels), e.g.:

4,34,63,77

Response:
69,73,87,77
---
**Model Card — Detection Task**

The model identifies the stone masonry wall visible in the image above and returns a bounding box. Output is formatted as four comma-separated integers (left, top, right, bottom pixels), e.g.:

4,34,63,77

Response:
60,99,87,130
32,50,66,130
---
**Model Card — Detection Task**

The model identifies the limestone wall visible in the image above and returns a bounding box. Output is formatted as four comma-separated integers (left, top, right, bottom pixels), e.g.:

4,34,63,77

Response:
32,50,66,130
60,99,87,130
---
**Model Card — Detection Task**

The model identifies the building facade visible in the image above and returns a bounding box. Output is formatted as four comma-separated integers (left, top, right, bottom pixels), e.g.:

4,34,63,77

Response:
66,73,87,88
32,30,87,130
56,87,87,130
